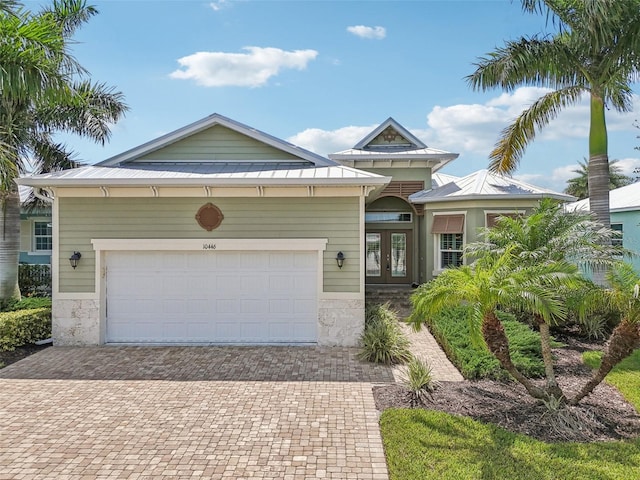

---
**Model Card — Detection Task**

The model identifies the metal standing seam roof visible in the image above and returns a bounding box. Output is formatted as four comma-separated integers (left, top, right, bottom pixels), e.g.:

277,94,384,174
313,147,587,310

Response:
16,162,391,187
566,181,640,213
329,147,456,158
409,169,575,203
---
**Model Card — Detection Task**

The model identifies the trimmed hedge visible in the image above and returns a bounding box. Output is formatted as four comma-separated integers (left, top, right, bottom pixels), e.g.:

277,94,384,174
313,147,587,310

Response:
426,306,545,380
0,307,51,351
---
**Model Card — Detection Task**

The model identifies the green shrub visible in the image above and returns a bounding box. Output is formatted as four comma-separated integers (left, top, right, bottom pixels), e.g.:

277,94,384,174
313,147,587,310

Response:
5,297,52,312
359,303,412,365
426,306,546,380
0,308,52,351
579,314,609,341
402,357,439,405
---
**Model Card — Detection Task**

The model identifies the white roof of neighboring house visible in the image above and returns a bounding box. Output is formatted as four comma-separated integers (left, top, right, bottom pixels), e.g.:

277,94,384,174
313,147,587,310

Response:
410,169,574,203
566,181,640,213
18,185,32,203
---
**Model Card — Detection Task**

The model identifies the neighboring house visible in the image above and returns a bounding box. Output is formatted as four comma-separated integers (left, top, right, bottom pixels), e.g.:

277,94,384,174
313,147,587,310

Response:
17,114,571,347
566,181,640,273
18,185,52,265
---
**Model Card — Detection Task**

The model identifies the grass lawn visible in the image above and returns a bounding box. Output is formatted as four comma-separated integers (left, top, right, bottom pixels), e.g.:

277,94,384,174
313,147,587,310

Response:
380,409,640,480
583,349,640,414
380,348,640,480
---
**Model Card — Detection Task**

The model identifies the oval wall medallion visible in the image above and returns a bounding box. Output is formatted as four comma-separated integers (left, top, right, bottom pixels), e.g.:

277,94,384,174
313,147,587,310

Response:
195,202,224,231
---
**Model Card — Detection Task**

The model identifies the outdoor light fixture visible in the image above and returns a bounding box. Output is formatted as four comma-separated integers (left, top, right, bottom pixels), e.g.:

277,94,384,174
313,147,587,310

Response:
69,251,82,269
336,251,345,269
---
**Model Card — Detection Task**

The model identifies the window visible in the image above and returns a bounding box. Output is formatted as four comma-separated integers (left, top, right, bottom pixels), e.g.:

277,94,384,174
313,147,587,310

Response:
486,212,521,228
365,212,412,223
439,233,464,268
611,223,623,248
33,221,52,251
432,213,465,270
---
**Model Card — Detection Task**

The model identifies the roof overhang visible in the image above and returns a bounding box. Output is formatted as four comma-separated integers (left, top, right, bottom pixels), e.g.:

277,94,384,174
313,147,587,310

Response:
411,193,575,204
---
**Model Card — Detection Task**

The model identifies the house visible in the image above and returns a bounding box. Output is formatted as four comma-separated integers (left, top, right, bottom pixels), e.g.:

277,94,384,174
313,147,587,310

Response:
329,119,573,283
566,181,640,273
17,114,572,347
18,186,52,266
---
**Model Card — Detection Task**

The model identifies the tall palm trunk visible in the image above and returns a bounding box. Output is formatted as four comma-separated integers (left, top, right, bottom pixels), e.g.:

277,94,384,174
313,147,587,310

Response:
588,94,610,285
0,184,21,301
569,319,640,405
534,314,564,399
482,312,548,400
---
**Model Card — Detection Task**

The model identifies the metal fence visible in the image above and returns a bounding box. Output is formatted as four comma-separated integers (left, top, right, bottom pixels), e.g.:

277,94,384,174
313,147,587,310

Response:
18,264,52,297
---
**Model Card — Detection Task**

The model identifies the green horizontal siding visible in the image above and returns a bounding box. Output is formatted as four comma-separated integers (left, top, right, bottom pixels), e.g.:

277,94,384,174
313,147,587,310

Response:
58,197,360,293
137,125,302,161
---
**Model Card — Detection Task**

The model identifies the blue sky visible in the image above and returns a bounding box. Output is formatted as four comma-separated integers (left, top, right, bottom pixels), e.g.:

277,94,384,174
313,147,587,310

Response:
30,0,640,191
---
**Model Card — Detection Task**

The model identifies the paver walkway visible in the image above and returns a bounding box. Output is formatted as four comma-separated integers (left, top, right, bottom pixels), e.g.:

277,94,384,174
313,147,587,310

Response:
393,323,464,383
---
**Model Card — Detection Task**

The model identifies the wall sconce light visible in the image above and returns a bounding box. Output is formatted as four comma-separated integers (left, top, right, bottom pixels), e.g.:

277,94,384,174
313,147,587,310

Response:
336,251,345,269
69,251,82,269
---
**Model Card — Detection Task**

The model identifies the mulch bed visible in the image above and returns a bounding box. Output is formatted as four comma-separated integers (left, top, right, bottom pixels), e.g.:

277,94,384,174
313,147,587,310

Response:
0,344,50,369
374,338,640,443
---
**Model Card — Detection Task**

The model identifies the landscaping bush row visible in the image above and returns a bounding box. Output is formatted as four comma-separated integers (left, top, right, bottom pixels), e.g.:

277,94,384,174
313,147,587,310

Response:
426,306,546,380
0,307,51,351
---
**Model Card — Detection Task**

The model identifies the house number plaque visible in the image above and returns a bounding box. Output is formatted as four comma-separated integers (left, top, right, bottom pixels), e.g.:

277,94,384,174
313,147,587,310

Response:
195,202,224,231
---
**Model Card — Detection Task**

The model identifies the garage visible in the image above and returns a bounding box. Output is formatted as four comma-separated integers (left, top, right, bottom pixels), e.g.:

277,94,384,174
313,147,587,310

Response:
105,250,318,344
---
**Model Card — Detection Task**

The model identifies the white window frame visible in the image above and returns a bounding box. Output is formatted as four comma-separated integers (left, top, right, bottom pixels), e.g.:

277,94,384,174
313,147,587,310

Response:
611,223,623,248
432,211,466,275
30,218,53,254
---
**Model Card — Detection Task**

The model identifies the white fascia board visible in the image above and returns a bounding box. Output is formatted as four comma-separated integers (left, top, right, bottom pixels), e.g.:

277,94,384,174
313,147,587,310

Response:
411,193,575,204
98,113,336,168
329,152,458,162
17,175,391,188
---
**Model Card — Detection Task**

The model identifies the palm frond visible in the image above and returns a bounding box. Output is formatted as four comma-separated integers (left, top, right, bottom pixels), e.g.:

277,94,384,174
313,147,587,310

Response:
488,86,584,174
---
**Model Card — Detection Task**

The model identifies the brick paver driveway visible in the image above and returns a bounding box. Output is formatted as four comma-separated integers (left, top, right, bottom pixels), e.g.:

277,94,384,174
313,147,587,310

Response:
0,346,394,479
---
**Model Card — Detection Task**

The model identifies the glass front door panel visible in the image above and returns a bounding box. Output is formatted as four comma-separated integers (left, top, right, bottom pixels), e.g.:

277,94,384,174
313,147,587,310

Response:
390,233,407,277
366,233,381,276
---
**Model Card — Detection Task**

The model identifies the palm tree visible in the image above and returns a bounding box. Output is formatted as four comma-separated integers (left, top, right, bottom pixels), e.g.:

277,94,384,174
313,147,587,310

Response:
564,159,633,200
0,0,127,301
412,199,626,404
465,199,624,401
467,0,640,230
570,263,640,405
409,246,577,402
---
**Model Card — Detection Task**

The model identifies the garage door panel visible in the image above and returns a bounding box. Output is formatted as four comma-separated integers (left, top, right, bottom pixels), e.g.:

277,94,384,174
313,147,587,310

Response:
106,250,318,344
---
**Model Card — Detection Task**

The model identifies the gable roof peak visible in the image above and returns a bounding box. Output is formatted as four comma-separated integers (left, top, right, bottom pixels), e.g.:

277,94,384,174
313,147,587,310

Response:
98,113,336,168
353,117,427,151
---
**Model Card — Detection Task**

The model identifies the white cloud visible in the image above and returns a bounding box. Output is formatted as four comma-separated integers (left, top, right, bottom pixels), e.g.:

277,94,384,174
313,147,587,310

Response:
346,25,386,40
614,157,640,176
287,125,376,157
209,0,230,11
425,88,640,157
169,47,318,87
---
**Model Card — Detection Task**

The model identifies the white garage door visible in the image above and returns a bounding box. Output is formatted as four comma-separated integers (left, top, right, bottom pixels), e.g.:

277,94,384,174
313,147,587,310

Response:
105,250,318,344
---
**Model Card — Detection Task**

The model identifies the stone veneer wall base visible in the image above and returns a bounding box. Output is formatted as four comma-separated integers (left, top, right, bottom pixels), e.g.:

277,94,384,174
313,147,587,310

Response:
318,298,364,347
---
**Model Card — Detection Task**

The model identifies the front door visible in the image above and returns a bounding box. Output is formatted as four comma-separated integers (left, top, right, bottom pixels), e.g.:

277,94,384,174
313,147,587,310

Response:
365,230,412,284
